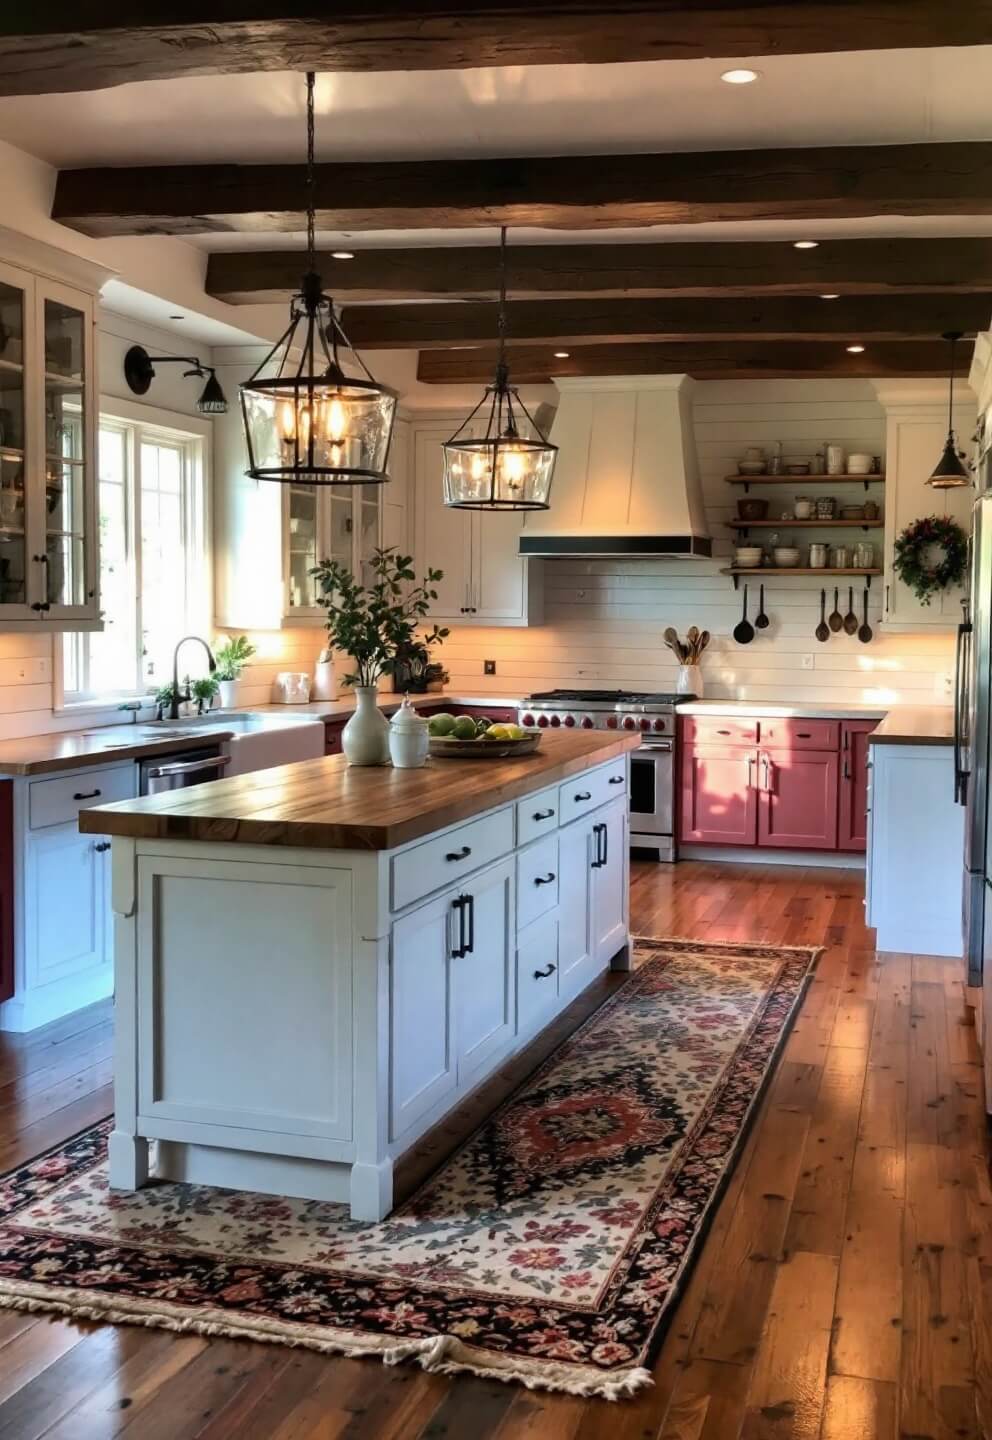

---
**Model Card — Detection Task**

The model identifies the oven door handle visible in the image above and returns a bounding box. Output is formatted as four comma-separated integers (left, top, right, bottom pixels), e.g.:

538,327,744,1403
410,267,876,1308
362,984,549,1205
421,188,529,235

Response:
638,740,673,753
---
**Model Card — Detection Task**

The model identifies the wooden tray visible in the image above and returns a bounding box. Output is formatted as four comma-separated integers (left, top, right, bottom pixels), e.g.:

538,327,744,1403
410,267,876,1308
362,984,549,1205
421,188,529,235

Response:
429,732,542,760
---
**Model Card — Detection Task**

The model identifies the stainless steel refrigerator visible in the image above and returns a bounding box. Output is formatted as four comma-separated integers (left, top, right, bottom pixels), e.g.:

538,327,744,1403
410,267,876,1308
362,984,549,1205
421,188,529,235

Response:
958,454,992,994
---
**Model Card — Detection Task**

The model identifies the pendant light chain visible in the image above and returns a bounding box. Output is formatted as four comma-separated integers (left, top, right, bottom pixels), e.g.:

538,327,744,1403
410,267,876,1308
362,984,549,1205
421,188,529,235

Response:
496,225,508,374
305,71,317,279
947,331,956,432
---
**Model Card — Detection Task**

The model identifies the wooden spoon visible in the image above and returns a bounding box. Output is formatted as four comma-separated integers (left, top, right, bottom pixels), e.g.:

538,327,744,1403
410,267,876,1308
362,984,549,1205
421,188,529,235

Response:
755,583,770,630
815,589,830,643
733,586,755,645
828,586,843,633
843,585,858,636
858,587,873,644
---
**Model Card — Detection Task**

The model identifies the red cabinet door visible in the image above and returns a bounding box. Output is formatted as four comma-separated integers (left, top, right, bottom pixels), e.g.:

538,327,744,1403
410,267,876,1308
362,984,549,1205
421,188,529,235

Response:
679,745,758,846
757,748,839,851
837,720,877,852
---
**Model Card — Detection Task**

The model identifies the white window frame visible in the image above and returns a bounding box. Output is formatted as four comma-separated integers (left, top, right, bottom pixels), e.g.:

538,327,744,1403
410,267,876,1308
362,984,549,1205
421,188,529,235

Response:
55,396,212,712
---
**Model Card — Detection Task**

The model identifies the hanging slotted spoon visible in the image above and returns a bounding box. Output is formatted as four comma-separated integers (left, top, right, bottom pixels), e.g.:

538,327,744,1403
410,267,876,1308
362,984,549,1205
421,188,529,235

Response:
843,586,858,636
828,586,843,633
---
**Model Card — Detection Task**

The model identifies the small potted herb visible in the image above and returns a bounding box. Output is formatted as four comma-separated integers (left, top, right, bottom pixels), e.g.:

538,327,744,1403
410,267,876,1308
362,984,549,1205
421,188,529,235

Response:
214,635,257,709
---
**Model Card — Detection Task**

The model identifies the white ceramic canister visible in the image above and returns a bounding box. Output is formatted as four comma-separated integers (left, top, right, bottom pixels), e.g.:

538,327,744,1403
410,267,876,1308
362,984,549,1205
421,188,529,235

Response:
388,696,430,769
794,496,814,519
826,444,846,475
312,658,337,701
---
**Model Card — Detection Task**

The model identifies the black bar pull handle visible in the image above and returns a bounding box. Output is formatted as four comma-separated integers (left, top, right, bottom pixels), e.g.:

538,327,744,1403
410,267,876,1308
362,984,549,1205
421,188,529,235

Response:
73,789,102,801
464,893,475,955
450,896,466,958
532,807,555,821
445,845,472,862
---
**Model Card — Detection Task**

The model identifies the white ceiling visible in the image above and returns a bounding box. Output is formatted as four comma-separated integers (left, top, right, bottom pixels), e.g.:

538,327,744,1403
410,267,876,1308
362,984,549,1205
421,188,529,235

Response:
0,46,989,171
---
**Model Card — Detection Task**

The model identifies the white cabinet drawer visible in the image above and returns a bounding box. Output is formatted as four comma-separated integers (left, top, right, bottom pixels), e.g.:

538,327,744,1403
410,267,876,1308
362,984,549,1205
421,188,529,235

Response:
29,764,135,832
517,833,559,930
517,910,560,1035
516,785,559,846
558,760,628,826
391,807,513,912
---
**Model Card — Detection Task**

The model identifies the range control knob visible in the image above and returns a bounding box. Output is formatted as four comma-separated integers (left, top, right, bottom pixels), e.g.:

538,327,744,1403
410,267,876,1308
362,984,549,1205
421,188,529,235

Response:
581,716,594,729
622,715,637,730
606,715,619,729
550,714,562,727
563,714,576,727
653,717,668,732
537,714,549,728
521,713,535,727
639,716,652,731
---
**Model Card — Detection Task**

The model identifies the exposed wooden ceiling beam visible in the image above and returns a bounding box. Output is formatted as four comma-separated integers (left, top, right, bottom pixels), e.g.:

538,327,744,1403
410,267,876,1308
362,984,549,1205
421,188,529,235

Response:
342,294,990,349
54,142,992,239
207,237,992,304
416,340,970,384
4,4,991,97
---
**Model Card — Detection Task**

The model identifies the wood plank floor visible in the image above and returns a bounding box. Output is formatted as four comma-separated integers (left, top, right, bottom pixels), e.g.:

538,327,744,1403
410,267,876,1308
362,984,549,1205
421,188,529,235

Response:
0,857,985,1438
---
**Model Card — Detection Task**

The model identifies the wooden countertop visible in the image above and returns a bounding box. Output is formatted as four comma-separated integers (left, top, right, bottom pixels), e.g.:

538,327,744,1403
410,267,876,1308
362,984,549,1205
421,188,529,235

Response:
79,731,642,851
0,727,226,777
867,706,954,747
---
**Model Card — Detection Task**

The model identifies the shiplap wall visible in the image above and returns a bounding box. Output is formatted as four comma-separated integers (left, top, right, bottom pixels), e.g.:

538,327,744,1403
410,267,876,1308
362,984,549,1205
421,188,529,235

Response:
227,380,958,709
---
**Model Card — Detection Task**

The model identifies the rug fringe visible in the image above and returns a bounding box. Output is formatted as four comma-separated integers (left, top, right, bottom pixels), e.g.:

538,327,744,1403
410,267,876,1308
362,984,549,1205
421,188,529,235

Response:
0,1283,653,1401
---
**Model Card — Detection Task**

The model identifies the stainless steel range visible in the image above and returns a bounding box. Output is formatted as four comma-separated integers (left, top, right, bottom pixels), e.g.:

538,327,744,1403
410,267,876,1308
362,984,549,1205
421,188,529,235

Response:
520,690,696,862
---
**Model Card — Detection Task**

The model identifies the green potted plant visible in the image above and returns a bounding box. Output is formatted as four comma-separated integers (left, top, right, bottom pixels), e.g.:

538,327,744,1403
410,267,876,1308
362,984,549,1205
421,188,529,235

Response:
190,676,220,715
310,548,447,765
214,635,257,708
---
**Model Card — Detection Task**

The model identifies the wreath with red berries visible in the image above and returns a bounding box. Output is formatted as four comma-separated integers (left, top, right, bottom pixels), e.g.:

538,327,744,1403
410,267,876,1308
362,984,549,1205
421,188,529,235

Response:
892,514,968,605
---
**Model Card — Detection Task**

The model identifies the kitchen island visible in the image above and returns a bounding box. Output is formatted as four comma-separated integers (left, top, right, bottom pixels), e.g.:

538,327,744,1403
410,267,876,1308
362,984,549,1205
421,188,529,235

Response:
80,731,639,1220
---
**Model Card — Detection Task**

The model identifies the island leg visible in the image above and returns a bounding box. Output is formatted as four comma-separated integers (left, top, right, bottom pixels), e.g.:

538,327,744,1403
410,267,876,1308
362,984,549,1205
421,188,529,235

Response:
108,1130,150,1190
350,1158,394,1222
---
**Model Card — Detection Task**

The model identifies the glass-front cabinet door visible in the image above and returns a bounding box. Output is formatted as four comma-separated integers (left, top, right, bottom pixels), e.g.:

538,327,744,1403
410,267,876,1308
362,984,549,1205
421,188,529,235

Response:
282,483,382,624
0,263,33,620
0,263,97,629
39,282,96,623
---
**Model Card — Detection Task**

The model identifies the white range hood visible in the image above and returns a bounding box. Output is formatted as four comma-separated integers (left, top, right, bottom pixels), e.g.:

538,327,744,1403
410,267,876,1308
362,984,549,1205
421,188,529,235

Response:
519,373,711,559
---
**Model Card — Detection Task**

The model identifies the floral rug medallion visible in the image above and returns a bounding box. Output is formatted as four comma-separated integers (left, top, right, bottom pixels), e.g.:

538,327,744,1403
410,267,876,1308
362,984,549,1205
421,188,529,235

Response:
0,938,819,1400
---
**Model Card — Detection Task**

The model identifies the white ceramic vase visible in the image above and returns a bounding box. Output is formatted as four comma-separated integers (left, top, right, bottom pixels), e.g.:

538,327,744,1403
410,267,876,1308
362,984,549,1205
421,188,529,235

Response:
677,664,703,697
217,679,238,709
342,686,391,766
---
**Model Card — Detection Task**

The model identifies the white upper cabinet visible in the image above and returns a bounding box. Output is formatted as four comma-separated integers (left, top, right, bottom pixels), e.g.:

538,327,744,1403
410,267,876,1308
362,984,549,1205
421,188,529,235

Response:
0,256,101,631
874,380,977,632
412,420,543,627
215,400,409,630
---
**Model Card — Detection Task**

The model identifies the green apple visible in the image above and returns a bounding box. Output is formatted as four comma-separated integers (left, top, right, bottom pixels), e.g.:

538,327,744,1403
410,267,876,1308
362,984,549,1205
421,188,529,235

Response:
428,712,456,736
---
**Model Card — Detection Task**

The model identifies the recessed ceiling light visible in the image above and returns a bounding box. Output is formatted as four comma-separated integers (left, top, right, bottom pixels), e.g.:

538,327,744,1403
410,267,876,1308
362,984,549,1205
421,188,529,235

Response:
553,350,570,359
793,240,819,250
846,344,866,353
720,68,761,84
331,250,355,260
821,293,840,300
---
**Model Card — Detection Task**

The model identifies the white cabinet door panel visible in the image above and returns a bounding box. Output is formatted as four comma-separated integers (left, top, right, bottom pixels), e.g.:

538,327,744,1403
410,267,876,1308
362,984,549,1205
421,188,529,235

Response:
25,826,105,988
592,798,628,968
455,858,514,1085
558,817,594,1002
390,886,457,1141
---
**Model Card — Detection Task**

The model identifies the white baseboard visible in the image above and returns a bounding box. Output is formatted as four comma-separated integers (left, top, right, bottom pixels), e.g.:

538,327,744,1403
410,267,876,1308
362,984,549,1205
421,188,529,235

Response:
0,966,113,1033
678,845,866,870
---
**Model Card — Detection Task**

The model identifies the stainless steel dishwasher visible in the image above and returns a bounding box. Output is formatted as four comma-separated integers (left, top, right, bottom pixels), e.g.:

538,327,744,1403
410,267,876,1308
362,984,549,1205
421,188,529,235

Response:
139,750,232,795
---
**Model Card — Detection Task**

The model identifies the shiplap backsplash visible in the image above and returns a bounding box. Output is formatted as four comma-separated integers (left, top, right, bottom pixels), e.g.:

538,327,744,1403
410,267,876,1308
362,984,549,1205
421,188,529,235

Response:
415,379,956,707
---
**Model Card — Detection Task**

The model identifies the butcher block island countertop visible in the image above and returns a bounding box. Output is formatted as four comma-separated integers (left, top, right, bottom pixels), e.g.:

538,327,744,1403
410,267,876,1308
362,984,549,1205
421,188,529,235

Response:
80,729,641,851
97,727,636,1220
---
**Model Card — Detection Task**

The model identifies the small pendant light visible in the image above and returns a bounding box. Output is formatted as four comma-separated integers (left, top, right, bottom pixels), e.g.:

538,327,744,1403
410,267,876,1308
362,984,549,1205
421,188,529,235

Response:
240,73,396,485
442,227,557,511
927,330,972,489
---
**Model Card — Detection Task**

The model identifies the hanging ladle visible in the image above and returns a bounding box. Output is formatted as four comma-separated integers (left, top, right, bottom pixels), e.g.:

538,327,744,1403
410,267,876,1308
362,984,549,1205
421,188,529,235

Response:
755,583,770,630
815,589,830,643
843,585,858,636
858,587,873,644
828,586,843,633
733,584,755,645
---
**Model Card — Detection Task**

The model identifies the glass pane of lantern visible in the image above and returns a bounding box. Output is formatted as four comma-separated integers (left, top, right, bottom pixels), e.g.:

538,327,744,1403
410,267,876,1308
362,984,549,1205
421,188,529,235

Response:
242,380,395,482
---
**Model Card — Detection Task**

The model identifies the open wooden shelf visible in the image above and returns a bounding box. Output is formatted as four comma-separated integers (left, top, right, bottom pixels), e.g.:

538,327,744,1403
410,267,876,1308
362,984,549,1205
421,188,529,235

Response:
725,473,885,488
726,518,883,530
722,565,881,581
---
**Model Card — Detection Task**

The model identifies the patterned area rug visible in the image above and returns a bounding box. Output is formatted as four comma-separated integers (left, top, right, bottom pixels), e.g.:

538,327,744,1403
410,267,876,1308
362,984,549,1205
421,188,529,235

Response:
0,938,818,1400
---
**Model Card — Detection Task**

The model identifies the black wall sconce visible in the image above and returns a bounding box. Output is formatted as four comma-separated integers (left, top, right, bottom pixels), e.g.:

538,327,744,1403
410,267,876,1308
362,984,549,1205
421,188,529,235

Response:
124,345,229,414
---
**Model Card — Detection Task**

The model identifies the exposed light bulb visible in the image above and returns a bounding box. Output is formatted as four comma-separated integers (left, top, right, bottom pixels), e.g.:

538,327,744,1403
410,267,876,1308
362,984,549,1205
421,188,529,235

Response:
277,398,297,443
327,397,347,442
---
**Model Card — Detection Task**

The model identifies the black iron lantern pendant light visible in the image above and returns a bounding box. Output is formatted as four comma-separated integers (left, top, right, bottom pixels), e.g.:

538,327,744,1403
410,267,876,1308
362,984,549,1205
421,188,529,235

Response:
927,330,972,489
442,227,557,511
240,73,396,485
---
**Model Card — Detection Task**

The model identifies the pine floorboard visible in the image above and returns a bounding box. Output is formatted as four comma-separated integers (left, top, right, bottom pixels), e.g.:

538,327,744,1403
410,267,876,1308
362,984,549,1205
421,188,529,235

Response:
0,858,983,1438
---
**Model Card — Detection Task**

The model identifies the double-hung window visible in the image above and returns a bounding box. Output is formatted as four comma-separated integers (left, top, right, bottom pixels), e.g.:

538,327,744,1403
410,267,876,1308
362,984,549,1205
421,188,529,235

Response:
61,404,209,704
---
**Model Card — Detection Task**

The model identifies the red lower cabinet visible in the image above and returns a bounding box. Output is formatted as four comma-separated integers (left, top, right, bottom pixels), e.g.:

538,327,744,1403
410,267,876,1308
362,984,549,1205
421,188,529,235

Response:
679,744,758,845
837,720,876,851
756,749,839,851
